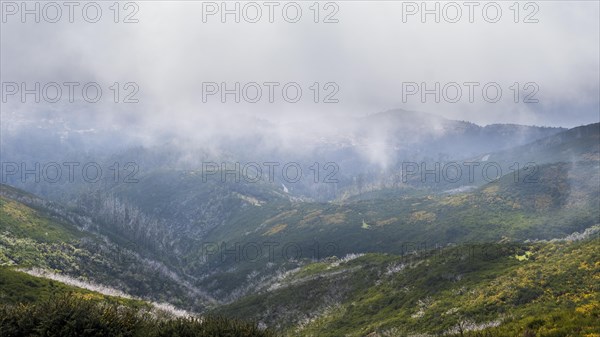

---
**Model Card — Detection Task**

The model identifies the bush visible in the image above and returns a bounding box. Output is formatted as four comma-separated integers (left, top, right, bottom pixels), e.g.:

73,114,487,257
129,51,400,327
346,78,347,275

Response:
0,293,276,337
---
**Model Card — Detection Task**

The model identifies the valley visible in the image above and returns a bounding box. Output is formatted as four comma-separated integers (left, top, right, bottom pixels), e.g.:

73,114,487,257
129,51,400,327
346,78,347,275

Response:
1,116,598,336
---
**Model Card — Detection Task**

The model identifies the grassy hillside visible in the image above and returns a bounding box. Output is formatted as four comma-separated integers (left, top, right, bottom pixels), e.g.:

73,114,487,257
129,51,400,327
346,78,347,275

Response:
194,159,598,266
1,124,598,334
0,268,276,337
150,156,598,304
0,195,81,243
0,184,211,310
0,185,278,336
2,144,598,310
0,267,145,307
215,236,600,337
26,124,595,305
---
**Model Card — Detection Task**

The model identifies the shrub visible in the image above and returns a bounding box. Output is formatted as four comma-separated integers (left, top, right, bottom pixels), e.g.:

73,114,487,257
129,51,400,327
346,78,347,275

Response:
0,293,276,337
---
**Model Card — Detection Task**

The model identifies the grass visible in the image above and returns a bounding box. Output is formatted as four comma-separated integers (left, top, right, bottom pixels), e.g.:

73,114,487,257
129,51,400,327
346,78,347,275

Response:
214,238,600,337
0,196,81,243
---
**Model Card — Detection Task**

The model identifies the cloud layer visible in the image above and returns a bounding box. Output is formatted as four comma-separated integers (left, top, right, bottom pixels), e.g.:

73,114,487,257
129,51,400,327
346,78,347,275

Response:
1,1,599,148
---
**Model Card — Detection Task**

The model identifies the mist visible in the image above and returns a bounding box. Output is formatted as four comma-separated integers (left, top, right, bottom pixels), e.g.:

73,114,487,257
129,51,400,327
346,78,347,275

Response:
1,1,599,168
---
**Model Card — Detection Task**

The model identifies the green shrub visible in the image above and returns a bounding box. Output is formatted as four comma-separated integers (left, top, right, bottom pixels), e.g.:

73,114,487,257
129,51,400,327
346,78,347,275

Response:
0,293,277,337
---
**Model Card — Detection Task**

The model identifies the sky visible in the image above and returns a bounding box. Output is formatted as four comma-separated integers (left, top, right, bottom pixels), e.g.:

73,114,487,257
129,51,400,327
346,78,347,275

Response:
1,0,599,145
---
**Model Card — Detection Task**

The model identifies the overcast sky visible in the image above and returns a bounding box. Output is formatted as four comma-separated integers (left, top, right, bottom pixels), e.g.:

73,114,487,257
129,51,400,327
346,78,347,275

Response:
1,0,599,140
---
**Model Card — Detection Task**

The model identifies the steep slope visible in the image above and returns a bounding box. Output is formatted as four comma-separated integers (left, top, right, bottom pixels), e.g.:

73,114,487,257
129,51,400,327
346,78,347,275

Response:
0,184,211,310
190,123,599,301
0,266,147,308
0,268,276,337
215,234,600,337
2,123,597,311
71,168,292,274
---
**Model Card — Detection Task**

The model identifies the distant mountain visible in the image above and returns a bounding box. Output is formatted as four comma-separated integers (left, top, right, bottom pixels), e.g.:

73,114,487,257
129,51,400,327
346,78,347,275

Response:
337,109,565,161
2,108,567,202
392,122,600,192
472,122,600,164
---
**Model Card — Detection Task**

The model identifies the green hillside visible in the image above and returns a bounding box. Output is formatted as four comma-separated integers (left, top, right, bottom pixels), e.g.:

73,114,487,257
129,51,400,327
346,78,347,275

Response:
0,268,276,337
0,194,80,243
215,236,600,337
191,159,598,301
32,124,594,306
0,267,144,307
0,184,211,310
1,124,598,336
